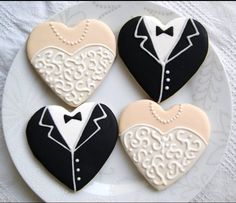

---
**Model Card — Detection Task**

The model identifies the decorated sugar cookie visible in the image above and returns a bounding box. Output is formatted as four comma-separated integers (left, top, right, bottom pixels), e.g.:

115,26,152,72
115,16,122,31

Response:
27,19,116,107
26,102,118,191
119,100,211,190
118,16,209,103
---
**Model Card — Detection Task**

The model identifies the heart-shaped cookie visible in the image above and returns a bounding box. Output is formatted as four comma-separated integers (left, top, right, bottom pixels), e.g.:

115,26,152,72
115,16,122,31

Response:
26,102,118,191
118,16,209,103
27,19,116,107
119,100,210,190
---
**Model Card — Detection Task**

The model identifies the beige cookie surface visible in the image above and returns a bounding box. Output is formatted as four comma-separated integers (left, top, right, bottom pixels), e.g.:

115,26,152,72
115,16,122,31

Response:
119,100,211,190
27,19,116,107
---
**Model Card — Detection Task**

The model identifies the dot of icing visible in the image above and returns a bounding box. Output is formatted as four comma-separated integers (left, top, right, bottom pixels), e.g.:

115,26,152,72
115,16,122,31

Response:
165,86,169,90
75,159,79,162
166,70,170,74
76,168,80,172
77,177,81,181
166,78,170,82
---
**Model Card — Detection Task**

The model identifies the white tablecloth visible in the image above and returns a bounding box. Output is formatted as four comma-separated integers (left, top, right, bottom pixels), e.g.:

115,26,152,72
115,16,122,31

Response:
0,1,235,202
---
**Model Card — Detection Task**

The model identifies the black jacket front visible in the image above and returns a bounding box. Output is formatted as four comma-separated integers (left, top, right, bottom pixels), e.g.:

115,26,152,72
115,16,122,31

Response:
26,104,118,191
118,16,208,102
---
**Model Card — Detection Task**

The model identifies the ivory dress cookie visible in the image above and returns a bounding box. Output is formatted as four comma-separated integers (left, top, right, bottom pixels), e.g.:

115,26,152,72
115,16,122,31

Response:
118,16,209,103
119,100,211,190
27,19,116,107
26,102,118,191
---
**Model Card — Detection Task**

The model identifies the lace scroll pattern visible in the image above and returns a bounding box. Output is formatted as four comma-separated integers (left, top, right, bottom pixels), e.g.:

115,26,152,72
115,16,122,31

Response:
31,45,115,107
120,125,207,190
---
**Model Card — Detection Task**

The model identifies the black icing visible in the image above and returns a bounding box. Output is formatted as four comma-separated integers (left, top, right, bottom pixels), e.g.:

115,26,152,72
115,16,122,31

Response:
64,112,82,123
26,103,118,191
156,26,174,37
118,16,209,102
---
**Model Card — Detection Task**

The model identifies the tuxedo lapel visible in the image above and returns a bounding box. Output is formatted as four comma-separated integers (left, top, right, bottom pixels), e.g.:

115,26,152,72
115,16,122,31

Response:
39,107,70,151
134,17,200,65
134,17,161,64
167,19,200,63
74,104,107,151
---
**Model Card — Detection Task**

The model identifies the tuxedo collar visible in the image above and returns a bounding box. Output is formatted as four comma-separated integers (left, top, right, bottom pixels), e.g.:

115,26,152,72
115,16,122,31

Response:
134,17,160,64
134,17,199,65
167,18,200,63
39,107,70,151
39,104,107,152
74,104,107,151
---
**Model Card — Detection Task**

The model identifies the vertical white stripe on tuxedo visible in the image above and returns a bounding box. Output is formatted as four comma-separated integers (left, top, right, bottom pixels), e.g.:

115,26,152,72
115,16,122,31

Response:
71,152,76,191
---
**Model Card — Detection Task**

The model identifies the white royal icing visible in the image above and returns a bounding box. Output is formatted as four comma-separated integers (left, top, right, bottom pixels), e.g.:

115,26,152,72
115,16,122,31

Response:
143,16,187,63
48,103,96,150
31,44,115,107
120,124,207,190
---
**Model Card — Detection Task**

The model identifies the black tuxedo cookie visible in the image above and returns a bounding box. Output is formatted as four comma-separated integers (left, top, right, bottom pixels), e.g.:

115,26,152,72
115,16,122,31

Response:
26,102,118,191
118,16,209,102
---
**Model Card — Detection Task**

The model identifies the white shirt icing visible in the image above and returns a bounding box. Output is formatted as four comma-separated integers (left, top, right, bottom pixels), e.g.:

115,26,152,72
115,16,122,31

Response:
143,16,187,63
48,103,96,150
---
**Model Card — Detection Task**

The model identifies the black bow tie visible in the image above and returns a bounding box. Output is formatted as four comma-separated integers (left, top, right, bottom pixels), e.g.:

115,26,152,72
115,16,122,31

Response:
156,26,174,37
64,112,82,123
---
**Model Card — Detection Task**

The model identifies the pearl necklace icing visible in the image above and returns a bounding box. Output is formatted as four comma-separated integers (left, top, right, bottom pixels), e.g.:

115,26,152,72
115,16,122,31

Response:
49,20,90,46
149,102,183,124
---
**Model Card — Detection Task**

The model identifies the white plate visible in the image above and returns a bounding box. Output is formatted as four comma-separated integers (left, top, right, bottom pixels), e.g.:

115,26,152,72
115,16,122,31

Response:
2,1,232,202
